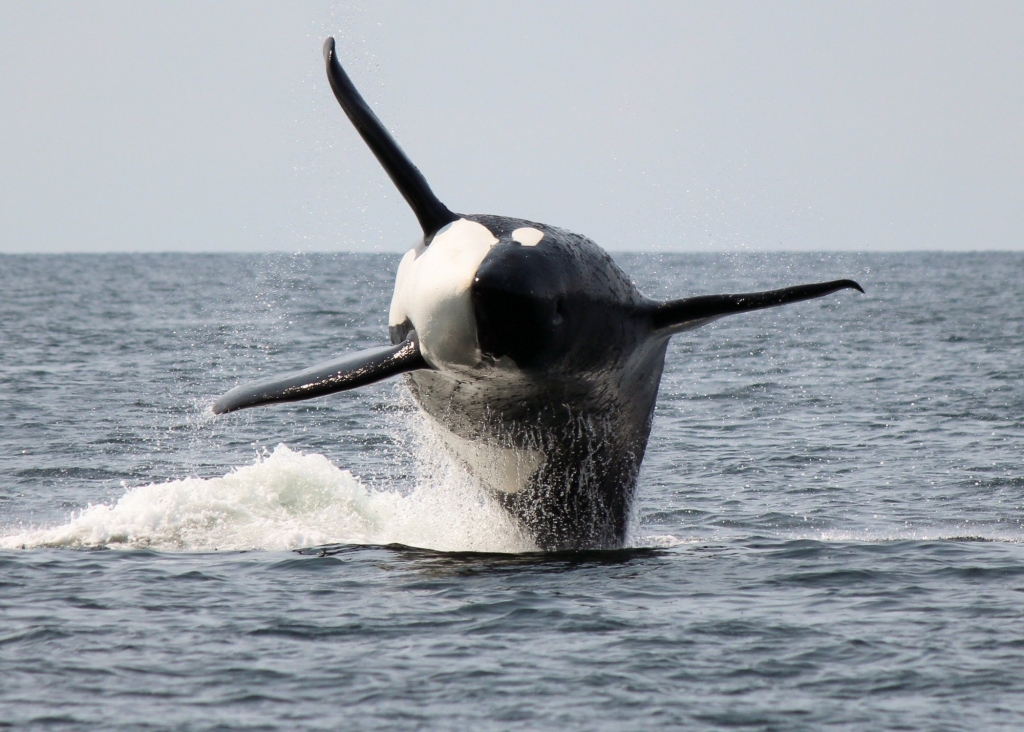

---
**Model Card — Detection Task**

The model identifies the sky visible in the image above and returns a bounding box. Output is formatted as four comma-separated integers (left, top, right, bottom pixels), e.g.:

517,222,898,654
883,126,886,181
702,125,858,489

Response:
0,1,1021,253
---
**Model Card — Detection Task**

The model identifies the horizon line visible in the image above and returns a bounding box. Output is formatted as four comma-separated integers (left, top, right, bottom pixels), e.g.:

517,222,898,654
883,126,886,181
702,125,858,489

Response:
2,248,1022,256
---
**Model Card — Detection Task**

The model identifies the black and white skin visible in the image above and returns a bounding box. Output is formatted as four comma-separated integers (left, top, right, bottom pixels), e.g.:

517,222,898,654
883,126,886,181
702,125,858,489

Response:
213,38,863,551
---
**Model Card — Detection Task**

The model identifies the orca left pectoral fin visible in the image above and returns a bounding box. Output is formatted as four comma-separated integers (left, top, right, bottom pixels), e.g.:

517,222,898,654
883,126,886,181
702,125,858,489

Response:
212,333,427,415
651,279,864,334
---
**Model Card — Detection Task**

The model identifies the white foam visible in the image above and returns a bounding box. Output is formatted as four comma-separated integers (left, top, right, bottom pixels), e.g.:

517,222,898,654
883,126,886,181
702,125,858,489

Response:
629,533,704,549
626,529,1024,548
1,444,535,553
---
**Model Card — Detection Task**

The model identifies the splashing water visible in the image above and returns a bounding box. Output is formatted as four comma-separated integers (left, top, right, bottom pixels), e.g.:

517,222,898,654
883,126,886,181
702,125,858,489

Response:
1,444,535,553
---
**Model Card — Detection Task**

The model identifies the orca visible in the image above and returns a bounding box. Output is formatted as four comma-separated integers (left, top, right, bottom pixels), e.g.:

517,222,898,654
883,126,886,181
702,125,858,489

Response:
213,38,863,550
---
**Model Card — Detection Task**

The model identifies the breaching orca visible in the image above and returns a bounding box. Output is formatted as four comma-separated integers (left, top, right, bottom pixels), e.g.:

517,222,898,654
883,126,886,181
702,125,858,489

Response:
213,38,863,550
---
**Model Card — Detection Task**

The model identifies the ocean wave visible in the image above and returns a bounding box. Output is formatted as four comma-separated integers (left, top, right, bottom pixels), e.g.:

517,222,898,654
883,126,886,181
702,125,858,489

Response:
1,444,534,553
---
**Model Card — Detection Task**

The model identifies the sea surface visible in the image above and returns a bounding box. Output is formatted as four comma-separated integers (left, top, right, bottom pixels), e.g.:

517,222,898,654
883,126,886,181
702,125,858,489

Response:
1,251,1023,730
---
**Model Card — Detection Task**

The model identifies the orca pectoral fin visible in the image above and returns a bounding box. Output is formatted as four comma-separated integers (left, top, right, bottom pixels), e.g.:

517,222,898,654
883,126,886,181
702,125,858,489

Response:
212,334,427,415
651,279,864,334
322,37,457,238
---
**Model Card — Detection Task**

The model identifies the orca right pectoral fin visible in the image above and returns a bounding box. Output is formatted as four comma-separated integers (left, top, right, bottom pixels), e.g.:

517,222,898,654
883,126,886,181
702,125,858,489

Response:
212,333,427,415
651,279,864,334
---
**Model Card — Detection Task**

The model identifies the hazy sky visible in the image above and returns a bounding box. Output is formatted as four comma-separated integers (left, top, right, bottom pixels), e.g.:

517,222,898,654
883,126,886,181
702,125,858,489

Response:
1,1,1021,253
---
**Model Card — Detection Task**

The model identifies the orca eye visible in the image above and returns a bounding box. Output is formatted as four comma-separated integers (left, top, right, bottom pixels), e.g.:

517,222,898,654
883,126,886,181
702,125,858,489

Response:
553,298,566,326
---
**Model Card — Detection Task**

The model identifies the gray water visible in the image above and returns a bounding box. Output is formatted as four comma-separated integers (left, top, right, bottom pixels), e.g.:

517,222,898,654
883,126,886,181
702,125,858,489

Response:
1,251,1023,730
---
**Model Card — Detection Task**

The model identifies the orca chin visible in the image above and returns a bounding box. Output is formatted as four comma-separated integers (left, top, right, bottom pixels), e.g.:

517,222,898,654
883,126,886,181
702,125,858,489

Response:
212,38,864,551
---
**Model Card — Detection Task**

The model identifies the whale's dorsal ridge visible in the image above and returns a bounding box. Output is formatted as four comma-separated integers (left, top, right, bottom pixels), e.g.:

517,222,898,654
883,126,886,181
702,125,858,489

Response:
323,37,457,238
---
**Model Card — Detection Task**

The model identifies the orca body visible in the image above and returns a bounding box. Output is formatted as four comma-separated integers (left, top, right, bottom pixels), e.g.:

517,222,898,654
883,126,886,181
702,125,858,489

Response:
213,39,863,550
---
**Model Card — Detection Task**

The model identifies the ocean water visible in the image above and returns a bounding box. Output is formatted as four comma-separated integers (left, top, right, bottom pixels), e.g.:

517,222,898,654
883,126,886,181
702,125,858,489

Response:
1,251,1023,730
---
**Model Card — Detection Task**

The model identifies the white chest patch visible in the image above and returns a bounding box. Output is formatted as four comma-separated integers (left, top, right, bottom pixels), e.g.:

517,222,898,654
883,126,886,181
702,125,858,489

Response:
389,219,498,370
432,419,546,495
511,227,544,247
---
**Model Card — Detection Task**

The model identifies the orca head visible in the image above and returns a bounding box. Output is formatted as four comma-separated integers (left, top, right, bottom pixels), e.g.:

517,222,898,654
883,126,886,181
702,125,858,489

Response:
469,222,575,372
388,215,584,375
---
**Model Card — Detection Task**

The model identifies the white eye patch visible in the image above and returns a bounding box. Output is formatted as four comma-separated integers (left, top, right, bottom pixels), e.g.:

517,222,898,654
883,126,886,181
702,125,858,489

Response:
511,227,544,247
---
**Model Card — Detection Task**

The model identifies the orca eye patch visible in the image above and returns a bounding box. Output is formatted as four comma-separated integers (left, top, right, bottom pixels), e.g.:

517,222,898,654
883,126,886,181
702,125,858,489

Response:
511,227,544,247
